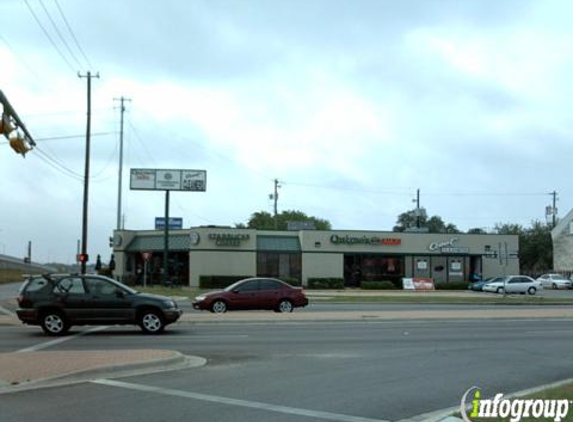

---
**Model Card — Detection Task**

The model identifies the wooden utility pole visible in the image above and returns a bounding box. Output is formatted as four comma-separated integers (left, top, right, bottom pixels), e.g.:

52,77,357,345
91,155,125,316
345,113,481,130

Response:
78,71,99,274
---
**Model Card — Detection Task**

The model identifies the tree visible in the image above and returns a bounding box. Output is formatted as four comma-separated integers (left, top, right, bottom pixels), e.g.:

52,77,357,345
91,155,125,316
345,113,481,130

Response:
467,227,487,234
237,210,332,231
493,221,552,273
493,223,525,236
393,208,460,233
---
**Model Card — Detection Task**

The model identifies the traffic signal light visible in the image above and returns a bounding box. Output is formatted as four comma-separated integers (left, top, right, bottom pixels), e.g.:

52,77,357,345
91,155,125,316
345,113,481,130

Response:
77,253,89,263
0,90,36,155
0,113,14,135
9,133,32,156
109,236,114,247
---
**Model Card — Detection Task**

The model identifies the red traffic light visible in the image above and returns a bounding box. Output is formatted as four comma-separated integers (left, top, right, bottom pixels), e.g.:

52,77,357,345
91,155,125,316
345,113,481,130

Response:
77,253,89,263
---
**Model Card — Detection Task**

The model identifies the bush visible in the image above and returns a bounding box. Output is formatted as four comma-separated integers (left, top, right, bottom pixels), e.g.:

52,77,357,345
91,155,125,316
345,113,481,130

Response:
361,281,397,290
435,281,469,290
199,275,253,289
280,277,302,287
307,278,344,289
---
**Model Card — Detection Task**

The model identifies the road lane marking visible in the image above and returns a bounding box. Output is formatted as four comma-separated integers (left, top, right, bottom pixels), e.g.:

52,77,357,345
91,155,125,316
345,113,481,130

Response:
0,305,14,316
17,326,108,352
92,379,389,422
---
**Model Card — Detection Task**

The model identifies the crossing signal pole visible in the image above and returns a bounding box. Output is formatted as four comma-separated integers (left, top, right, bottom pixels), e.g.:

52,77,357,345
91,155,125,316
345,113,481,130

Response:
78,71,99,274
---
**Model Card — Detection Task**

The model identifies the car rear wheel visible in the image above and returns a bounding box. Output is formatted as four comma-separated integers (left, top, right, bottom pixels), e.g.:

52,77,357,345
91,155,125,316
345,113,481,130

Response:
211,300,227,313
139,310,165,334
277,299,293,313
527,287,537,295
40,311,69,336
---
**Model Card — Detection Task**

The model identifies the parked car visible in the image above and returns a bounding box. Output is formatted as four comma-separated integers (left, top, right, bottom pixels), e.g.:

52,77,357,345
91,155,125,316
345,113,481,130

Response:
482,275,542,295
468,276,504,291
193,277,309,313
536,274,573,290
16,273,182,335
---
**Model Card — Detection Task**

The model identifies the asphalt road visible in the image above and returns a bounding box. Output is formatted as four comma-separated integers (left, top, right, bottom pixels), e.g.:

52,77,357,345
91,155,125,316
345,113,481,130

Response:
2,317,573,422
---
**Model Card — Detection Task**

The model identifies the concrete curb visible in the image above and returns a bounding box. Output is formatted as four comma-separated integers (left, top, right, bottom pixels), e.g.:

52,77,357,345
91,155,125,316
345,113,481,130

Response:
0,351,206,395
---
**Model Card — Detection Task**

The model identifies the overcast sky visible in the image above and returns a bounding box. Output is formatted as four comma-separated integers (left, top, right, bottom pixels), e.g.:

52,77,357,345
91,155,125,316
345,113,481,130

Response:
1,0,572,264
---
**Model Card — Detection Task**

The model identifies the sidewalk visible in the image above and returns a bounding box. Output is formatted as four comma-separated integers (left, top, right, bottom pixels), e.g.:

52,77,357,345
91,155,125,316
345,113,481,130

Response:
0,349,205,393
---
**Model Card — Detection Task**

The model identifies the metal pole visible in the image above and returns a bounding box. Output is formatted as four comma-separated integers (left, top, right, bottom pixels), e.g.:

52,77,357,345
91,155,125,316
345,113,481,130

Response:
163,190,170,286
115,97,130,230
274,179,279,230
143,259,148,288
116,98,125,230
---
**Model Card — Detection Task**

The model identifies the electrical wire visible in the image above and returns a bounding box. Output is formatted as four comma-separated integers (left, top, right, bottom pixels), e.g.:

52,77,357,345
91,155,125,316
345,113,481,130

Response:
38,0,82,69
23,0,76,73
0,34,44,84
53,0,93,69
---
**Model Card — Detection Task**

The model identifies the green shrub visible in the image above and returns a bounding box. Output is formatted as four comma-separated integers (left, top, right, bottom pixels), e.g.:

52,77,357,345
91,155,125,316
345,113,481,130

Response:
280,277,302,286
199,275,253,289
307,278,344,289
361,281,397,290
435,281,469,290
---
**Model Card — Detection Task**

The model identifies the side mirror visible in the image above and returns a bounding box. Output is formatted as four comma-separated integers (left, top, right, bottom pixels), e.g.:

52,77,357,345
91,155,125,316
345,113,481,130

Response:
232,289,240,294
115,289,125,298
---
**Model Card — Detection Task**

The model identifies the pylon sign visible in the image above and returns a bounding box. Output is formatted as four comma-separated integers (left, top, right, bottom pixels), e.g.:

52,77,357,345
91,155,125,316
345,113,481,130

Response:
130,169,207,192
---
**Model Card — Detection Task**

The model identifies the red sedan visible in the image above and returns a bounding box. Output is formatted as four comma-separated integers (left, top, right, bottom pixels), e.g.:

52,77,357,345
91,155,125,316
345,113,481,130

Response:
192,277,309,313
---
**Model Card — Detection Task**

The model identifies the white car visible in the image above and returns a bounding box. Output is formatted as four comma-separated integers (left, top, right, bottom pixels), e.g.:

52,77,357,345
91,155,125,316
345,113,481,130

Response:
536,274,572,290
483,275,542,295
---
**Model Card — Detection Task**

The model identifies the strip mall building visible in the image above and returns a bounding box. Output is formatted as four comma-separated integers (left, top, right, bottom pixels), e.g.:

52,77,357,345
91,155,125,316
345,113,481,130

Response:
111,227,519,287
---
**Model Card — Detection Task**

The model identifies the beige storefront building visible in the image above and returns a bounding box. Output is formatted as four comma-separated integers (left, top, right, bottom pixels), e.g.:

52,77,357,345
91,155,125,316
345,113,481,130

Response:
111,227,519,287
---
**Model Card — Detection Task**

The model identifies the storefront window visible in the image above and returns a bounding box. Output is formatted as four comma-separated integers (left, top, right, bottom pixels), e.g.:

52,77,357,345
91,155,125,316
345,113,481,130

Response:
344,254,404,287
257,252,301,281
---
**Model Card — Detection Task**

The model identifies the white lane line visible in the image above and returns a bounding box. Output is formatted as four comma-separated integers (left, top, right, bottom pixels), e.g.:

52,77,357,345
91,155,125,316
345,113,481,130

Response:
0,305,14,316
17,326,108,353
92,379,389,422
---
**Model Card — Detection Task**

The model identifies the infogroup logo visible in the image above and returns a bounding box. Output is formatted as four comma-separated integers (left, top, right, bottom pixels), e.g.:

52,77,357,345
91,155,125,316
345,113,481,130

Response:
460,386,570,422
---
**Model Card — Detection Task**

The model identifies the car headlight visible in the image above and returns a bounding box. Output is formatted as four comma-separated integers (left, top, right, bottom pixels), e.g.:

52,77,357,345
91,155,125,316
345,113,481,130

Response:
195,295,206,302
163,300,176,308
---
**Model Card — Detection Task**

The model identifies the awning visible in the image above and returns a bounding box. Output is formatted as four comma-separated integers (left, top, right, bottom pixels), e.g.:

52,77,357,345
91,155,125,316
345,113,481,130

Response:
125,235,190,252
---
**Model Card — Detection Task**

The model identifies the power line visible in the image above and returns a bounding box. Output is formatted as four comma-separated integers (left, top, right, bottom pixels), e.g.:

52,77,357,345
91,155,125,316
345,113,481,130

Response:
23,0,76,73
53,0,93,69
38,0,82,69
0,35,44,84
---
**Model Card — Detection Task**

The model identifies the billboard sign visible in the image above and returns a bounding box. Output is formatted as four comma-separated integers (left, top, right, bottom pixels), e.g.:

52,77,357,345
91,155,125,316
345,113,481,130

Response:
130,169,206,192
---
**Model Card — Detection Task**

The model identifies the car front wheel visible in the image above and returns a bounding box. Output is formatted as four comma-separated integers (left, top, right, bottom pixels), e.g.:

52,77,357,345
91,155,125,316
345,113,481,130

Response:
527,287,537,295
211,300,227,313
41,311,69,336
553,283,558,290
139,310,165,334
496,287,504,294
277,299,293,313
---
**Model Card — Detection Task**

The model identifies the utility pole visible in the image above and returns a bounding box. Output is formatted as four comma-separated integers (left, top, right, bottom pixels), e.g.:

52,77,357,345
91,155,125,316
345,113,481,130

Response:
550,190,558,228
416,188,420,228
270,179,281,230
114,96,131,230
78,71,99,274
